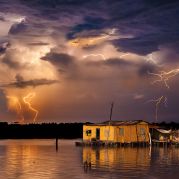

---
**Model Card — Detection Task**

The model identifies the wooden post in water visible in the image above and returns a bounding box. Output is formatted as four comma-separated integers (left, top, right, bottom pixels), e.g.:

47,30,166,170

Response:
56,137,58,151
107,102,114,143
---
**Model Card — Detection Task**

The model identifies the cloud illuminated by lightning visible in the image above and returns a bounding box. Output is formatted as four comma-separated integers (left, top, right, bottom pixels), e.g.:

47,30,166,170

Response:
6,96,24,123
148,69,179,89
0,12,26,23
68,36,107,47
23,93,38,123
146,53,158,65
68,28,117,47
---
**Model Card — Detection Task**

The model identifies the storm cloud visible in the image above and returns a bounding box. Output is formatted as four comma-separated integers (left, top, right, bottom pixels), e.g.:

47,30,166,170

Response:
41,52,75,66
5,78,58,88
0,0,179,123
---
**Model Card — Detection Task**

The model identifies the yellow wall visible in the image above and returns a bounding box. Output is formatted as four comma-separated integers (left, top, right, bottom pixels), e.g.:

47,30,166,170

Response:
114,125,137,143
83,122,149,143
83,125,115,141
114,123,149,143
136,123,149,142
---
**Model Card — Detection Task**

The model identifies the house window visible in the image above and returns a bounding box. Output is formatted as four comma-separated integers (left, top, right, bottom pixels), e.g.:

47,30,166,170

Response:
119,128,124,136
86,130,92,136
140,128,145,136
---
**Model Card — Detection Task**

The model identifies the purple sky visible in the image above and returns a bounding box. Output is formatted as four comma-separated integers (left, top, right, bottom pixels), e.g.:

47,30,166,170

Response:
0,0,179,123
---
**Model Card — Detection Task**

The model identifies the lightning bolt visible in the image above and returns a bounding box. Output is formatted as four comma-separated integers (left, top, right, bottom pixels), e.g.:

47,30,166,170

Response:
82,52,129,61
164,96,168,107
146,54,158,65
148,69,179,89
119,53,129,59
23,93,38,123
108,28,116,35
146,96,167,122
6,96,24,123
83,54,106,60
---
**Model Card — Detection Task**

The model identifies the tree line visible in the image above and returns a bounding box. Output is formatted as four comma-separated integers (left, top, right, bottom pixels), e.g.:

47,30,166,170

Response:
0,122,84,139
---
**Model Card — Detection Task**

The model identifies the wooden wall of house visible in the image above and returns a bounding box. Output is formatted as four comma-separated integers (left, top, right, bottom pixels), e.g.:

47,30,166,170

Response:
83,125,97,141
83,122,150,143
136,123,150,142
114,125,137,143
83,125,115,141
114,123,149,143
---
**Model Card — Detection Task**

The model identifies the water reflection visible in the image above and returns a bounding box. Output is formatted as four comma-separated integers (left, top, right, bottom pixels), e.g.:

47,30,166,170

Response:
82,146,179,178
0,140,60,179
82,147,151,177
83,147,152,167
0,140,86,179
0,140,179,179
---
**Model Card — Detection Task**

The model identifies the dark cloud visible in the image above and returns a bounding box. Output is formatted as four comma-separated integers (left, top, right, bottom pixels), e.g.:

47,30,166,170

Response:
138,63,158,76
20,0,87,8
85,58,136,67
2,0,179,55
15,74,24,82
8,22,27,35
18,0,100,22
19,0,98,9
0,47,6,54
105,58,135,66
41,52,75,66
144,0,178,6
0,42,9,55
3,0,179,55
64,0,179,55
67,16,106,39
1,74,59,88
113,36,160,55
27,42,49,46
41,52,79,79
109,1,179,55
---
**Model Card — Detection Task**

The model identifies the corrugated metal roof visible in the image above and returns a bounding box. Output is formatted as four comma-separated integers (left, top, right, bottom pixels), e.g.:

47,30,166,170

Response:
85,120,148,126
156,129,171,134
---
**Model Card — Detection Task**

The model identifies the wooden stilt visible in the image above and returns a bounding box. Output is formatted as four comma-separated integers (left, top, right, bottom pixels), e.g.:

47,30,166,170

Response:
56,137,58,151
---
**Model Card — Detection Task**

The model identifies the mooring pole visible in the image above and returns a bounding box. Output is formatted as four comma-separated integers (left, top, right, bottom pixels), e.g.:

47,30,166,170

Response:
56,137,58,151
109,102,114,122
107,102,114,144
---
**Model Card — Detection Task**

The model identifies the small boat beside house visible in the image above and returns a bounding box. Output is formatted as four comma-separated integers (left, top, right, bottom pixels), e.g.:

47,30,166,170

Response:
150,128,172,146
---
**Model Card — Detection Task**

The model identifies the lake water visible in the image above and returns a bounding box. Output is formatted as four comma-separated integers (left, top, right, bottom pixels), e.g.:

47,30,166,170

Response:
0,140,179,179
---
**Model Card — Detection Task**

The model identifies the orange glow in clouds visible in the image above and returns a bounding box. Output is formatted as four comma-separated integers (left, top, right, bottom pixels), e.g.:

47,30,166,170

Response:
68,29,117,48
6,92,39,123
7,96,24,123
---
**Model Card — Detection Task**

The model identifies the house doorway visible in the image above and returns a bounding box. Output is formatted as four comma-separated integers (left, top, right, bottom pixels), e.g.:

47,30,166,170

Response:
96,128,100,140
